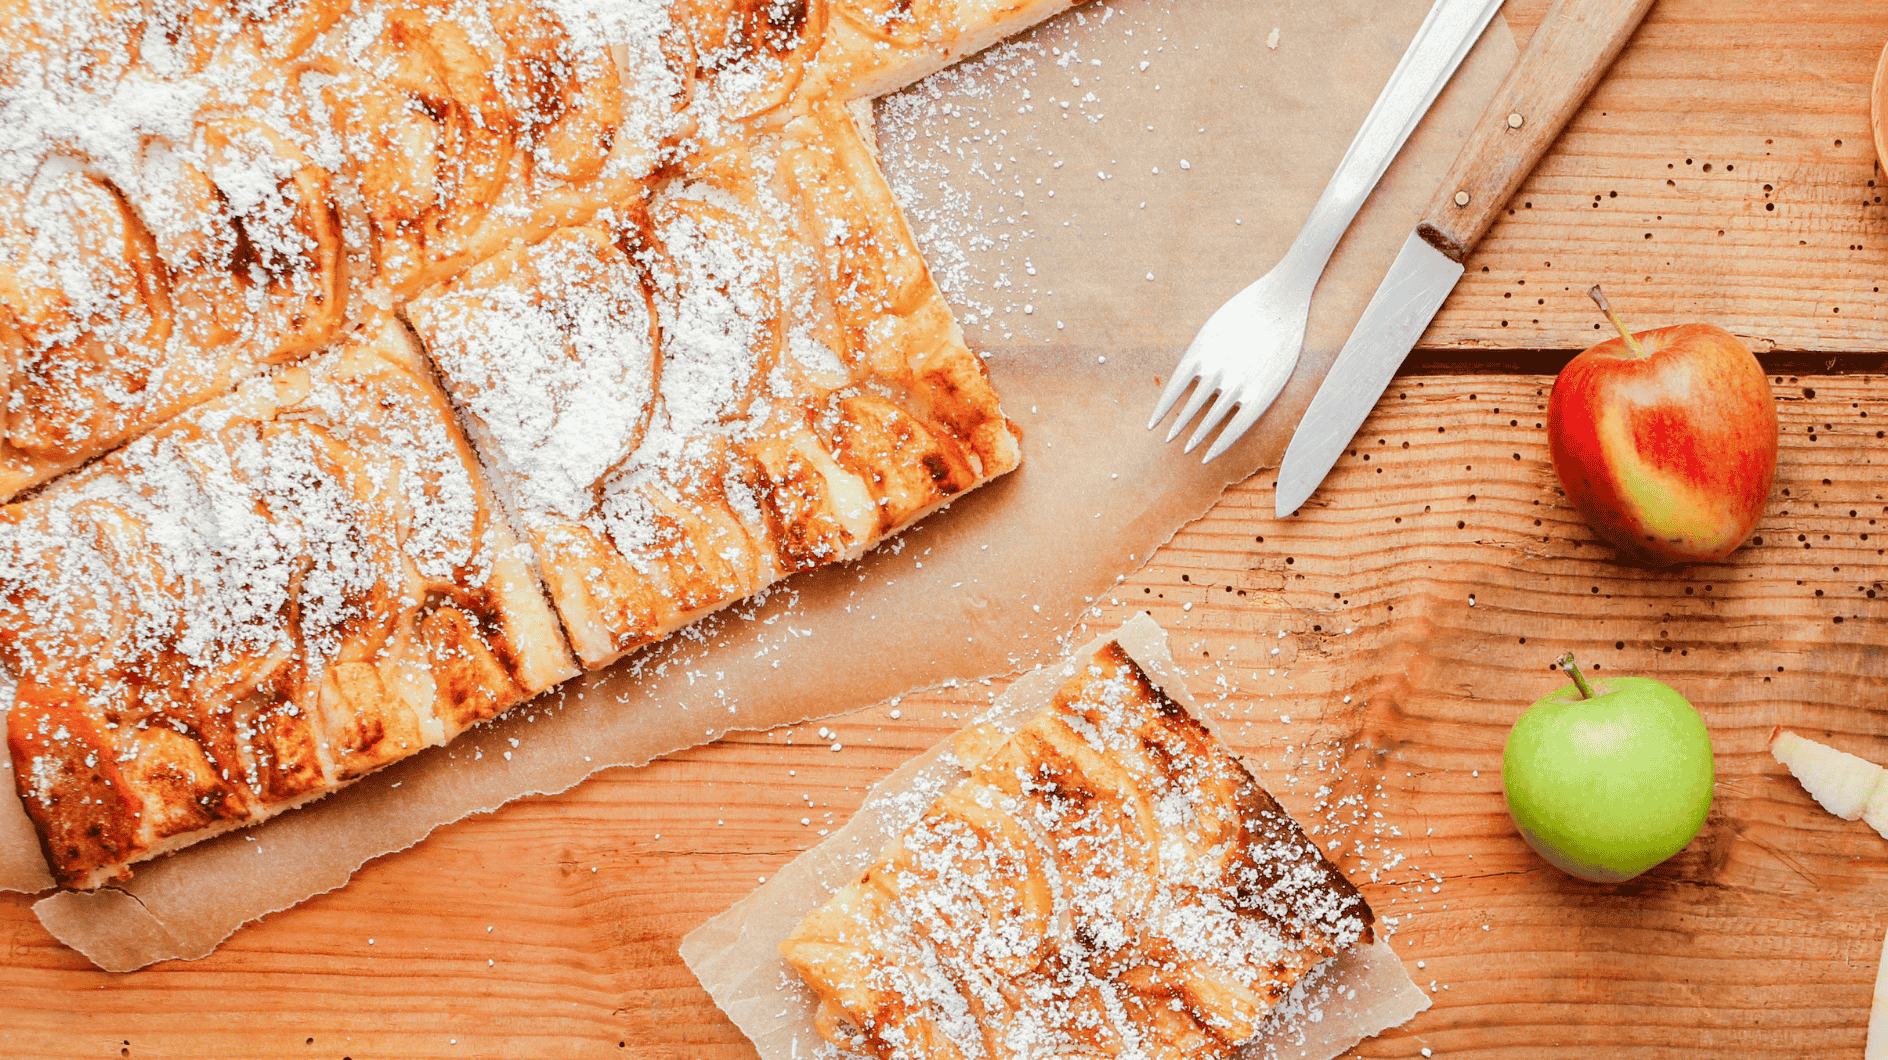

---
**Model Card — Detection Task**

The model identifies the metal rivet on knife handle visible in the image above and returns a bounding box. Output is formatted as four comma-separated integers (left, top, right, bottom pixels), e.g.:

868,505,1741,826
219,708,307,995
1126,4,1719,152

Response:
1453,190,1472,207
1507,112,1525,128
1420,0,1659,259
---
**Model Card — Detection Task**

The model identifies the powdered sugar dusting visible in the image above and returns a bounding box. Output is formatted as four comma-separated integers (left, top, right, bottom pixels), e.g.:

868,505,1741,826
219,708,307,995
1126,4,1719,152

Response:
647,198,780,439
412,228,660,519
781,643,1372,1058
874,39,1050,334
0,319,577,885
0,335,495,693
0,0,1052,895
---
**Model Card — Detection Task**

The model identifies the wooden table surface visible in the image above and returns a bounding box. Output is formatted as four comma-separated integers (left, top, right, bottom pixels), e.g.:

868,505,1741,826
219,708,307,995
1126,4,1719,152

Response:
11,1,1888,1056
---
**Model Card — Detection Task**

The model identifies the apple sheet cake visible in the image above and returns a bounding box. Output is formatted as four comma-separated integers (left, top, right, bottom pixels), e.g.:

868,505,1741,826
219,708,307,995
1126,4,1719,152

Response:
0,0,1074,500
779,642,1377,1059
405,102,1017,667
0,0,1069,886
1,314,577,888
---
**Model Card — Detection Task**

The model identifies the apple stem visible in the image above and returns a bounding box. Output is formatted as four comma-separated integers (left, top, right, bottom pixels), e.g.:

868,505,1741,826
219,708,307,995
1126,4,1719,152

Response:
1588,285,1647,359
1557,652,1597,700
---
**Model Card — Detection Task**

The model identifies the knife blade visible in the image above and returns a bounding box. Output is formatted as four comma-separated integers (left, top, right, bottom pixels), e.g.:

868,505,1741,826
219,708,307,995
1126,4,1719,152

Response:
1275,0,1659,518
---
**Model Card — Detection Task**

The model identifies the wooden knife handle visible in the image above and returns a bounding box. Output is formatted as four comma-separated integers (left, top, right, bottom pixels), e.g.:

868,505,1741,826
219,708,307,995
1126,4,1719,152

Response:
1417,0,1657,262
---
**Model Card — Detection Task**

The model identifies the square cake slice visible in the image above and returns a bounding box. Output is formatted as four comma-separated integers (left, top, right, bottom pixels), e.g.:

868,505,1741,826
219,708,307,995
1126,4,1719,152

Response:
405,102,1019,670
779,641,1375,1059
0,313,576,889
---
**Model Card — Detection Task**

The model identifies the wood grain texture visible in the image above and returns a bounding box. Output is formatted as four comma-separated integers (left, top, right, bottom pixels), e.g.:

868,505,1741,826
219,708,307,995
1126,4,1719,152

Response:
6,369,1886,1059
1420,0,1659,259
10,1,1888,1057
1874,40,1888,181
1437,0,1888,356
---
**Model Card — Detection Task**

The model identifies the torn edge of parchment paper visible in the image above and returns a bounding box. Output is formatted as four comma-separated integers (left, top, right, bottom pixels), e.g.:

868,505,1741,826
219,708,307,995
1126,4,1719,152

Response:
679,613,1431,1060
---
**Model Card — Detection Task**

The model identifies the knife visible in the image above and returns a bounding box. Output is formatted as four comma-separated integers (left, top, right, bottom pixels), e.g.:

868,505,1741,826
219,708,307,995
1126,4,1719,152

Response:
1274,0,1658,518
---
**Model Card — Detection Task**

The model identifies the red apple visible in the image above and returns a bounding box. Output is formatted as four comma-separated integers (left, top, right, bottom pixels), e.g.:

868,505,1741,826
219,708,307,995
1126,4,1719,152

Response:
1547,288,1777,566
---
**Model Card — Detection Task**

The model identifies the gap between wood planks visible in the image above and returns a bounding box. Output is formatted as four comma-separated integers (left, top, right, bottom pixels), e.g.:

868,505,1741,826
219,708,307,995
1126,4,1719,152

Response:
1406,349,1888,377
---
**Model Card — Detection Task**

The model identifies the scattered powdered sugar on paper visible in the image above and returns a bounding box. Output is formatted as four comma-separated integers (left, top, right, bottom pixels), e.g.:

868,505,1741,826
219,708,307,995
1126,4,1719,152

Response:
875,38,1052,332
873,0,1219,345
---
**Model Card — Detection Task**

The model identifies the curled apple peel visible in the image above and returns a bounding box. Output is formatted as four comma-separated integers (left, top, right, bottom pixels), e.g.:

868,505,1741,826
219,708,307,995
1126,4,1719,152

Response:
1785,724,1888,1058
1873,923,1888,1060
1768,727,1888,839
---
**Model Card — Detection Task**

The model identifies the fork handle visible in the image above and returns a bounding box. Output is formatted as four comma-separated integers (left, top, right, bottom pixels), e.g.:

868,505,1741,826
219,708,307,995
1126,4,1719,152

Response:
1417,0,1658,261
1280,0,1508,281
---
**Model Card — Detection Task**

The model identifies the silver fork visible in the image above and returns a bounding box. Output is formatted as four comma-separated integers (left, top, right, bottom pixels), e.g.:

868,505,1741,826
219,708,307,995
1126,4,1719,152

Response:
1147,0,1506,462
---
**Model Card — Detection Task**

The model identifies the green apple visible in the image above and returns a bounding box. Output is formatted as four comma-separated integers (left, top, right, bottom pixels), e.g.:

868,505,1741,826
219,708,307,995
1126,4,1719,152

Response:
1502,654,1715,882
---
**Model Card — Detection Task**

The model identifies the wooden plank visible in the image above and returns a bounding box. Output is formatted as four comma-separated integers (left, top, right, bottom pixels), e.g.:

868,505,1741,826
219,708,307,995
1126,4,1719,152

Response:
5,369,1885,1058
11,1,1888,1056
1437,0,1888,356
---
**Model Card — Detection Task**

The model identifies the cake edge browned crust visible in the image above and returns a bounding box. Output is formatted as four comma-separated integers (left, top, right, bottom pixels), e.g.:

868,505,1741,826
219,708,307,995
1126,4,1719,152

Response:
1090,640,1376,947
779,636,1378,1057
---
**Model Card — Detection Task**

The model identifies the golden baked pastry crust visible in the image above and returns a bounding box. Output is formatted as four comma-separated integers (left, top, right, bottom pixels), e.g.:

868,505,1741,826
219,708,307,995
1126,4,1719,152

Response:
780,643,1375,1059
0,0,1070,885
1,314,576,888
0,0,654,500
406,101,1018,669
0,0,1062,500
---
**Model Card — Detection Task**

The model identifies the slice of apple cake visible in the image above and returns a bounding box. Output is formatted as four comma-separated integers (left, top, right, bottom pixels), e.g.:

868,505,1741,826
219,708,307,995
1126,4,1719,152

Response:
405,101,1019,670
0,314,575,888
780,642,1375,1058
